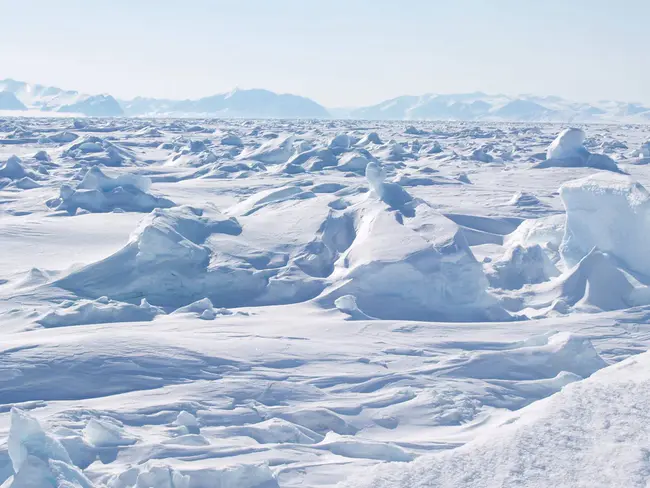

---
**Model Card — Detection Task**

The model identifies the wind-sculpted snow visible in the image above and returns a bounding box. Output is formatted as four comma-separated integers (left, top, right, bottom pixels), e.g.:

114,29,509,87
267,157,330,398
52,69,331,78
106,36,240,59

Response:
2,118,650,487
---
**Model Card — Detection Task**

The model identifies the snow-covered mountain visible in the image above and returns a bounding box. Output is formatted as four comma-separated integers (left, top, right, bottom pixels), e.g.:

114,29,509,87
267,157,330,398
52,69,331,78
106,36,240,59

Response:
0,79,329,118
348,92,650,122
0,79,123,116
120,88,330,118
2,78,650,122
0,91,26,110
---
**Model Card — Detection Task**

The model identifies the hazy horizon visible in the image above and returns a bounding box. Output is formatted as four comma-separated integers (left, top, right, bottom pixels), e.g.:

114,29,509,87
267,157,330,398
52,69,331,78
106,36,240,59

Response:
2,0,649,106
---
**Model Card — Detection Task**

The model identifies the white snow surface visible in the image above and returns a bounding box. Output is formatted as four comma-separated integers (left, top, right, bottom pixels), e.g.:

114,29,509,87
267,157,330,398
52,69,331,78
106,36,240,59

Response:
1,118,650,487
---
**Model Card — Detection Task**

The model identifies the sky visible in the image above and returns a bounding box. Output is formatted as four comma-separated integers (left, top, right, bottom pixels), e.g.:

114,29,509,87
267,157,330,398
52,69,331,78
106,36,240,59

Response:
1,0,648,107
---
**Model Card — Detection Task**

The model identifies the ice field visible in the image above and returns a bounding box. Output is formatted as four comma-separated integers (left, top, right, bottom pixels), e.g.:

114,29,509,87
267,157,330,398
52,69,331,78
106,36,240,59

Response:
1,117,650,487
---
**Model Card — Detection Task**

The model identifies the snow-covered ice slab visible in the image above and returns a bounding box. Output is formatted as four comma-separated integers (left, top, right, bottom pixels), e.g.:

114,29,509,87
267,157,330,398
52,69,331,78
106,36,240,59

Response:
1,118,650,487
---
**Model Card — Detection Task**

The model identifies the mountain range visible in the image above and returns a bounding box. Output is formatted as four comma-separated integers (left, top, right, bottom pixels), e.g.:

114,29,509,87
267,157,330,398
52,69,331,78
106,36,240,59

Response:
1,78,649,122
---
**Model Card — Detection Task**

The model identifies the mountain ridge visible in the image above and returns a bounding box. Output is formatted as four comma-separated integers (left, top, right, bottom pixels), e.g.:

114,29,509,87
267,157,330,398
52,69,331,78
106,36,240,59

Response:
1,78,649,122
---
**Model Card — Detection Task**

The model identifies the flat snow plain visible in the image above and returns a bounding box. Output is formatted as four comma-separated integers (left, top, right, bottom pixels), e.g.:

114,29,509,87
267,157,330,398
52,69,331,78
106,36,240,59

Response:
1,118,650,487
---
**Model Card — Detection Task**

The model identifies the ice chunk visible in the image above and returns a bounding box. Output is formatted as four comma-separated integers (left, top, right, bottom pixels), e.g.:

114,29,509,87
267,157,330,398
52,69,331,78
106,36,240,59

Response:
535,128,622,172
5,409,94,488
83,418,137,447
546,127,588,160
560,173,650,274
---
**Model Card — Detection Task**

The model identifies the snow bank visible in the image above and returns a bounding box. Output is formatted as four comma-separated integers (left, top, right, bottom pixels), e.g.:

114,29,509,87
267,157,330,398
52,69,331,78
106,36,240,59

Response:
560,173,650,275
37,297,163,327
49,166,174,213
341,349,650,488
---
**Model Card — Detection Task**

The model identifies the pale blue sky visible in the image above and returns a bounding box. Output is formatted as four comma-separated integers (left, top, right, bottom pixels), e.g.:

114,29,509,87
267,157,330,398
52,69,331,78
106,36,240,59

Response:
1,0,648,106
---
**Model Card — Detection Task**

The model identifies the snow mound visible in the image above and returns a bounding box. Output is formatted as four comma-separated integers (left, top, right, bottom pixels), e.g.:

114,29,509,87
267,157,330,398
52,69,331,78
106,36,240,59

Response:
556,249,646,312
37,297,163,327
443,331,606,380
487,244,559,290
135,126,164,138
334,294,374,320
46,131,79,144
285,147,337,171
318,432,413,462
49,166,174,214
337,152,370,173
219,133,243,146
4,408,94,488
328,133,353,151
355,132,382,147
227,185,314,216
372,140,412,161
0,156,32,180
341,349,650,488
560,173,650,274
166,139,218,167
508,191,543,207
107,462,274,488
238,134,295,164
534,128,622,172
54,206,259,308
319,201,509,322
14,177,41,190
61,136,135,167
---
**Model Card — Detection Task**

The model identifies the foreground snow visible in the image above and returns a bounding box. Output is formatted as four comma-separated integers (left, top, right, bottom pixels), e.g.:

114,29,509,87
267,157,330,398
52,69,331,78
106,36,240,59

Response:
1,118,649,486
341,349,650,488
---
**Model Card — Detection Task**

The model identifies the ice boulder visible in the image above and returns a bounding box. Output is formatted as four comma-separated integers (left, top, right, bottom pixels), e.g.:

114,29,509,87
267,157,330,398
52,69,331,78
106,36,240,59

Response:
560,173,650,275
50,166,174,214
534,128,622,172
5,408,95,488
83,418,137,448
